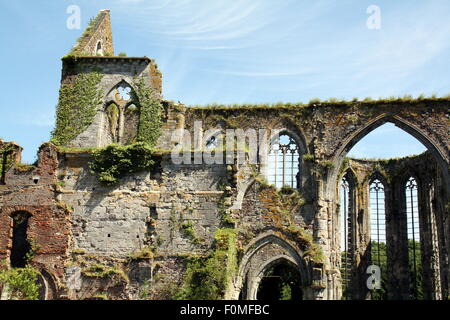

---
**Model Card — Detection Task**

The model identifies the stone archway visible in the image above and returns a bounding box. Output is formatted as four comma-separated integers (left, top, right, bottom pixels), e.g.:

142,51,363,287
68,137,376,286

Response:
232,232,315,300
252,255,303,300
35,268,59,300
326,114,449,200
331,140,449,299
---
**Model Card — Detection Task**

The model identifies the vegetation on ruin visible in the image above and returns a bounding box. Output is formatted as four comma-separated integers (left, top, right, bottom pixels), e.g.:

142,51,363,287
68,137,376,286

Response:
82,77,163,185
69,13,107,56
340,152,434,185
0,143,17,179
56,146,99,154
188,94,450,111
179,221,203,245
56,201,74,214
25,239,41,263
258,183,325,264
218,183,236,226
0,262,41,300
174,228,237,300
89,142,156,186
348,152,428,165
51,72,104,146
133,76,163,147
127,246,155,262
92,292,109,300
69,254,128,281
14,163,36,173
82,263,128,280
302,153,315,162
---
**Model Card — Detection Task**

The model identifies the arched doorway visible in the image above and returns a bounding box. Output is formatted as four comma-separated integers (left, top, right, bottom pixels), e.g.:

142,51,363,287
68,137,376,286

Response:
234,232,314,300
256,259,303,300
10,211,32,268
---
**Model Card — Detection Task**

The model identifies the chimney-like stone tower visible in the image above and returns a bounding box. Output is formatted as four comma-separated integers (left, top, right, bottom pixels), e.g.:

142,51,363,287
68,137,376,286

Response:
52,10,162,148
70,9,114,57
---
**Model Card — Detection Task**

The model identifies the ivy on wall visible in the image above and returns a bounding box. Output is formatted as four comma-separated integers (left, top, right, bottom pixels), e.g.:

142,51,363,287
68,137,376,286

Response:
133,77,163,147
53,75,164,186
174,228,237,300
0,144,15,179
89,142,156,186
88,76,164,186
51,72,103,146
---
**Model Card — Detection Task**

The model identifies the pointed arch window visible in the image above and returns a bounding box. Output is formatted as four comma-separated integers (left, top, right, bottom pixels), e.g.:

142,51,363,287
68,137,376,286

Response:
339,173,356,298
268,134,300,189
369,179,386,262
104,82,139,145
369,178,387,299
405,177,422,299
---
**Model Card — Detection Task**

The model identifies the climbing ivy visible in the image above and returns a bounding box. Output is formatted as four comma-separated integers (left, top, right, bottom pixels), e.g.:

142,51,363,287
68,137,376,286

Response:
89,142,156,186
174,228,237,300
51,72,103,146
133,77,163,147
0,143,15,178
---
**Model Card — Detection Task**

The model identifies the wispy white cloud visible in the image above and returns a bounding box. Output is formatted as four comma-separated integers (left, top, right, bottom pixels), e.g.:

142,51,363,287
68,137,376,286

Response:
209,69,317,77
116,0,145,3
9,110,54,127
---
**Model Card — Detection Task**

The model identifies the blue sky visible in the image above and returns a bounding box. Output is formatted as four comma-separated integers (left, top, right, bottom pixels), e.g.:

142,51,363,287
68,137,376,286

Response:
1,0,446,163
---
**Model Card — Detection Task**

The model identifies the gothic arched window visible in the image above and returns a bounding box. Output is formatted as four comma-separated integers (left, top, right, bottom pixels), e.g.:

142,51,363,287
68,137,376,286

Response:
267,134,300,189
369,179,386,263
340,175,352,295
369,178,387,299
405,177,422,299
104,82,139,145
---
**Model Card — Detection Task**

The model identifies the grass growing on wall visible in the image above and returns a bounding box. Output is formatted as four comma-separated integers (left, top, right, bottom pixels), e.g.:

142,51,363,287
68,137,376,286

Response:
51,72,103,146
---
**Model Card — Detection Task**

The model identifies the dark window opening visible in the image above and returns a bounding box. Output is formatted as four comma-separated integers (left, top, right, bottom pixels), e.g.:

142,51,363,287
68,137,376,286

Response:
10,211,32,268
256,260,303,300
96,41,103,56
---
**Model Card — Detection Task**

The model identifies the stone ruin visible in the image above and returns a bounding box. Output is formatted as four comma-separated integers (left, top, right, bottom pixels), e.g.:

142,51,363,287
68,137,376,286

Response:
0,10,449,300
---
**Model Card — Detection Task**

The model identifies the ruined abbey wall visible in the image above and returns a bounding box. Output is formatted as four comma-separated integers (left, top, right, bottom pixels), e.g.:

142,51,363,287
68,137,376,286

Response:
0,10,448,300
